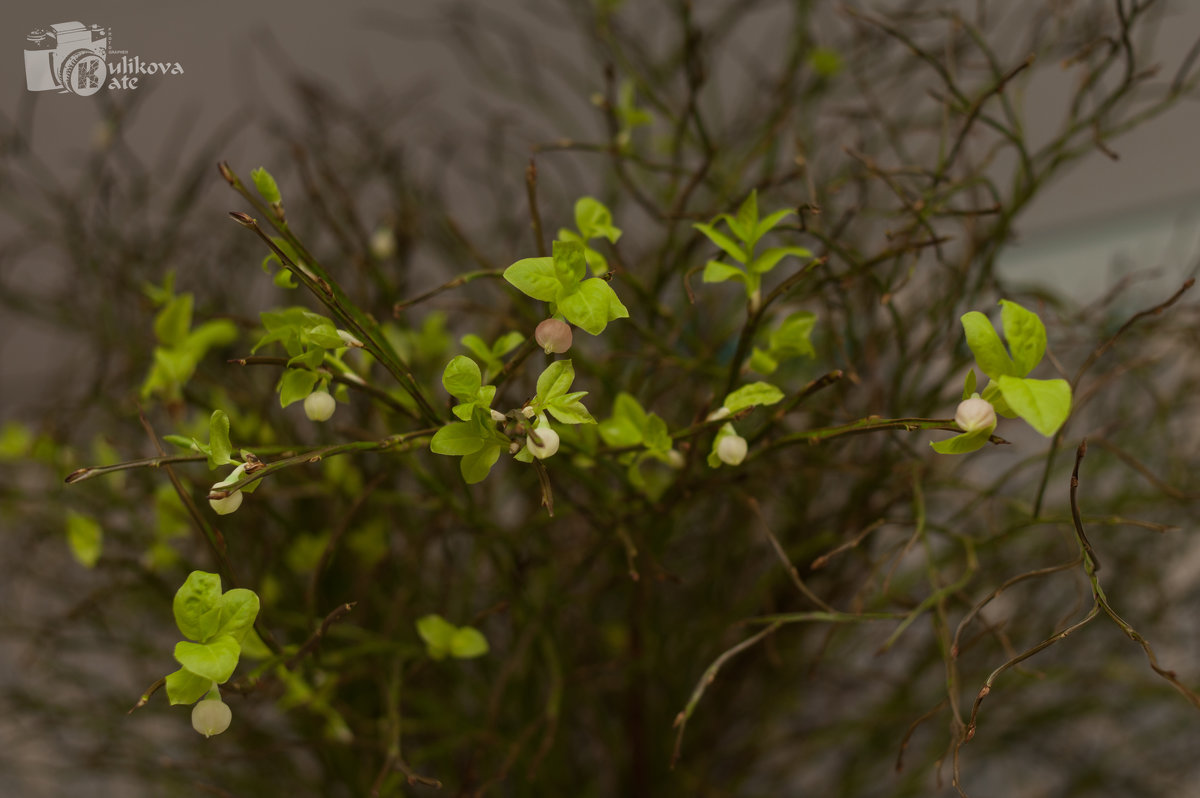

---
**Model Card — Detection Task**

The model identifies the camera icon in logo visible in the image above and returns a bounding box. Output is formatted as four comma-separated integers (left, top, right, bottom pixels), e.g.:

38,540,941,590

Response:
24,22,108,96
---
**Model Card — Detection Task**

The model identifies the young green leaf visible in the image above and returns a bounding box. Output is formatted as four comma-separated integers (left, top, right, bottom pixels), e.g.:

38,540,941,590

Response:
748,245,810,275
546,392,596,424
504,256,560,302
154,294,194,347
442,355,483,401
996,376,1071,437
461,443,502,484
65,510,102,568
553,240,588,285
429,422,487,456
980,382,1016,418
174,635,241,683
557,278,629,335
962,369,977,401
174,571,223,642
724,382,785,413
280,369,320,408
536,360,575,402
460,334,501,376
769,311,817,358
251,167,282,204
212,588,261,644
449,626,489,659
750,347,779,375
961,311,1018,379
930,427,991,455
735,190,759,241
165,667,212,706
693,223,746,264
417,614,458,660
702,260,746,284
754,208,795,241
574,197,622,243
999,299,1047,377
208,410,233,468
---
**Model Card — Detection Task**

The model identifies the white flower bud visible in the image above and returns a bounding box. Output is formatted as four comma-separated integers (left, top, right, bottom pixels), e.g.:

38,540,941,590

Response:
955,396,996,432
191,698,232,738
521,406,536,419
369,226,396,260
208,490,243,515
717,433,748,466
304,390,336,422
535,319,573,354
527,427,560,459
665,449,685,469
490,409,507,423
336,330,363,348
706,407,731,422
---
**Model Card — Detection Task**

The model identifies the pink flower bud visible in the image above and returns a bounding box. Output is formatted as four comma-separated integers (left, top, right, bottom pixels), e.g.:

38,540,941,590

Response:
535,319,573,354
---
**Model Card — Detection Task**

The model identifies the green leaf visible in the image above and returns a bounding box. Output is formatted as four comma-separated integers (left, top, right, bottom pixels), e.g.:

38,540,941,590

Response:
930,427,991,455
280,368,320,408
461,443,502,484
749,347,778,375
702,260,745,284
749,245,811,275
239,629,272,660
558,279,629,335
208,410,233,468
961,311,1018,379
1000,299,1047,377
546,394,596,424
599,415,642,447
460,334,500,375
553,240,587,285
212,589,260,644
154,294,193,347
642,414,672,453
442,355,482,401
449,626,489,659
416,614,457,660
808,47,844,77
504,256,560,302
735,191,759,242
174,571,223,642
962,369,977,401
536,360,575,402
693,223,746,264
174,635,241,683
0,421,33,460
724,382,785,413
491,331,525,358
769,311,817,358
997,376,1072,437
65,510,102,568
754,208,794,241
575,197,622,243
430,422,486,456
980,382,1016,418
251,167,282,204
184,319,237,354
288,348,325,371
165,667,212,706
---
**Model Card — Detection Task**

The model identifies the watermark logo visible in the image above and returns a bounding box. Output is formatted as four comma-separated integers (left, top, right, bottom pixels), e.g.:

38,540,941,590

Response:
24,21,184,96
